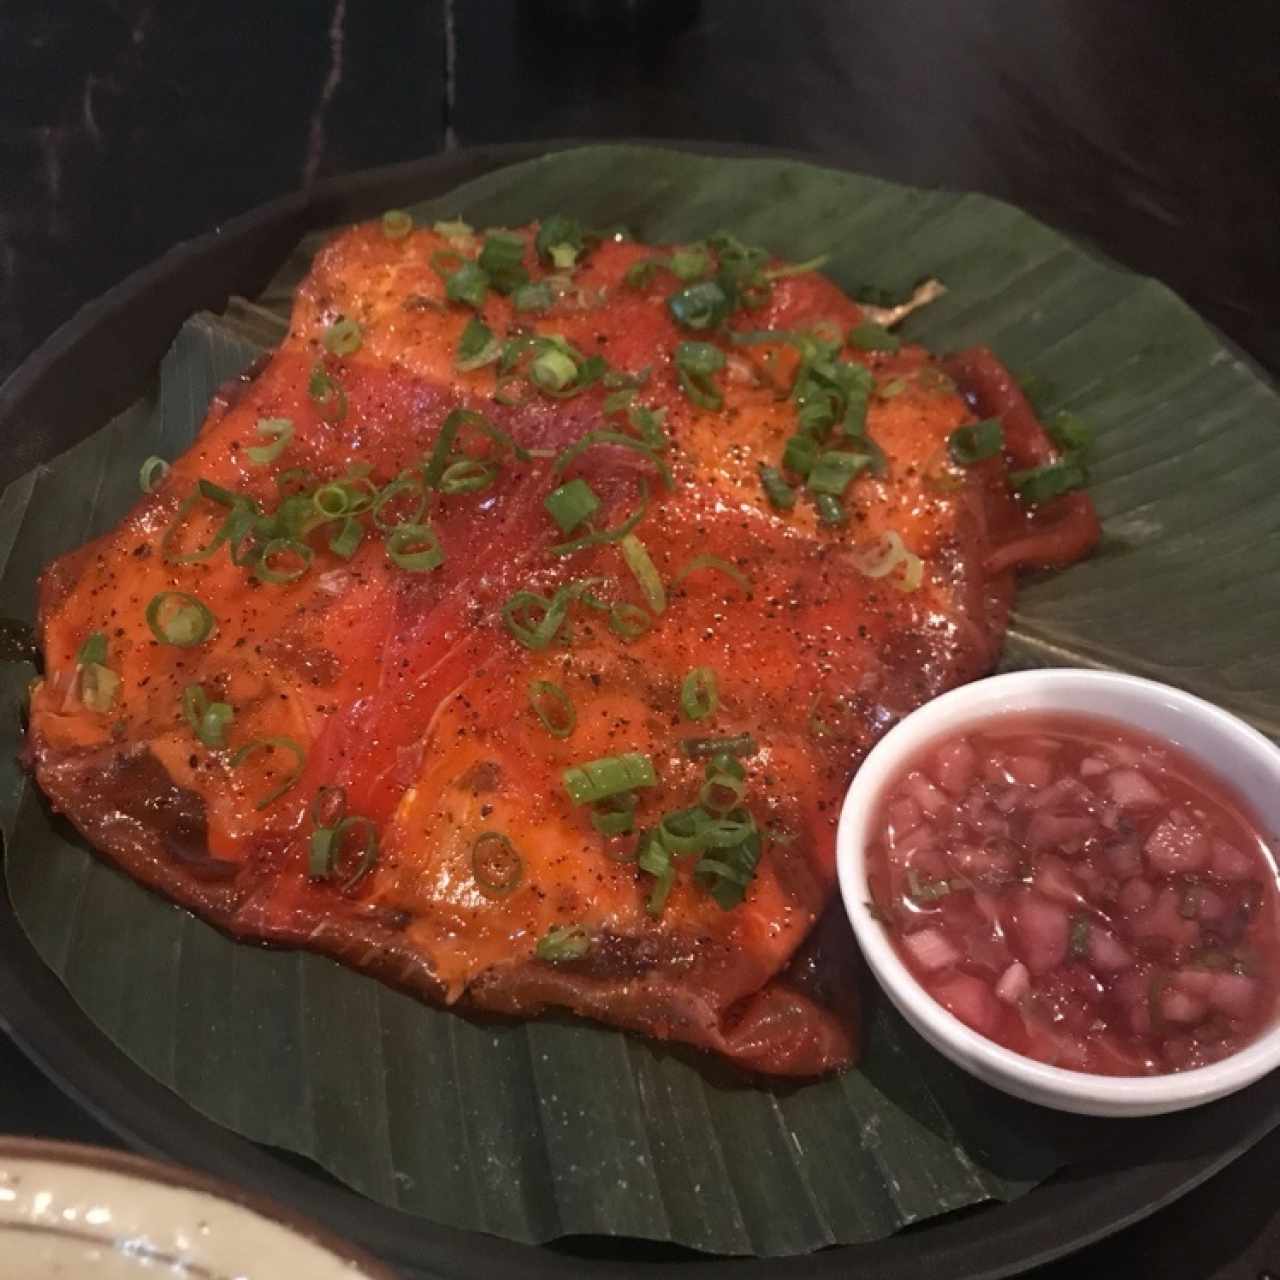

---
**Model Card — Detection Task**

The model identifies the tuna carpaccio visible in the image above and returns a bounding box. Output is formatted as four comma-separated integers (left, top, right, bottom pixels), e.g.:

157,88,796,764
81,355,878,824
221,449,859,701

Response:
27,217,1099,1076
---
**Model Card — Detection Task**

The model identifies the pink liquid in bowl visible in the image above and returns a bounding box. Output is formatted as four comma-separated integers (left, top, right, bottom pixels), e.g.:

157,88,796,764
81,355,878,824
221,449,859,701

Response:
864,712,1280,1075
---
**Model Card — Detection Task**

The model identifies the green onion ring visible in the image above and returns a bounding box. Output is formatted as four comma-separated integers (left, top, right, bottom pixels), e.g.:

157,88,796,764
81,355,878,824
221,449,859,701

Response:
145,591,215,647
551,481,649,556
673,555,752,595
372,475,428,531
680,667,718,721
471,831,524,898
230,736,306,809
528,679,576,739
254,537,313,585
439,458,497,494
608,602,652,640
139,456,170,493
386,522,444,572
619,533,665,614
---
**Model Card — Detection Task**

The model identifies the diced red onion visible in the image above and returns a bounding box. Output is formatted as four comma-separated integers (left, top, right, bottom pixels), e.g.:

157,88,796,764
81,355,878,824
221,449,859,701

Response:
1010,890,1070,974
903,927,960,973
995,961,1030,1003
1105,768,1165,808
1144,811,1210,874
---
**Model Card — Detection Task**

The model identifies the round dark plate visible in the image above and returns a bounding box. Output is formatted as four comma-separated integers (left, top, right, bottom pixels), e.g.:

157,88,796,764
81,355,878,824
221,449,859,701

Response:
2,141,1278,1279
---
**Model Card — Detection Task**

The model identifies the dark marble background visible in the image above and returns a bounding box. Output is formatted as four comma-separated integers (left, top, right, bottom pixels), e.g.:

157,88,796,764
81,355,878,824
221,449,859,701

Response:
2,2,1280,1277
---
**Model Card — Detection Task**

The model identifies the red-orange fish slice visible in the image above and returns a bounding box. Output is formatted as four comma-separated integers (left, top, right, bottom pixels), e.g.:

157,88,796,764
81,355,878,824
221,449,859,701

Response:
28,219,1098,1076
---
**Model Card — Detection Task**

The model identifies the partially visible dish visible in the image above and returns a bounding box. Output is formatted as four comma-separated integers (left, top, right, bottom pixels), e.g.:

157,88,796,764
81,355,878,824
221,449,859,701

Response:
26,212,1098,1076
0,1137,395,1280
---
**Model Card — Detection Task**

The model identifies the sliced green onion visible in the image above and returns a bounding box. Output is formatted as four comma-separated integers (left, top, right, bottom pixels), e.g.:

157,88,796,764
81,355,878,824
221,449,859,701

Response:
619,533,665,614
535,214,584,268
806,450,872,496
624,258,664,289
562,752,657,806
161,494,241,565
815,494,846,526
381,209,413,239
609,602,653,641
308,363,347,421
230,736,306,809
246,417,294,466
386,523,444,572
682,733,757,759
680,667,718,721
76,631,108,666
254,537,313,584
672,554,751,595
423,408,530,490
443,261,489,308
431,218,474,246
139,456,169,493
591,792,638,837
550,481,649,556
513,281,553,312
655,806,710,855
455,314,502,371
544,478,600,535
847,321,901,352
536,924,591,963
528,679,576,739
372,475,427,530
182,683,234,748
669,244,712,281
667,280,730,331
439,458,497,493
626,405,667,450
78,663,119,713
313,484,351,518
695,820,761,909
759,465,796,510
638,830,675,916
1011,459,1089,504
763,253,829,280
851,530,924,592
477,232,529,294
552,431,673,490
329,516,364,559
277,467,315,497
501,582,591,651
674,340,726,411
145,592,215,647
471,832,524,897
948,418,1004,466
309,827,335,879
700,766,747,816
1048,411,1093,455
781,433,819,478
323,317,362,357
330,816,380,891
530,347,579,393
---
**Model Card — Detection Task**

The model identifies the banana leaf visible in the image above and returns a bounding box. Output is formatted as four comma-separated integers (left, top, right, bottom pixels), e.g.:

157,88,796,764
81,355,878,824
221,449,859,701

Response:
3,144,1278,1258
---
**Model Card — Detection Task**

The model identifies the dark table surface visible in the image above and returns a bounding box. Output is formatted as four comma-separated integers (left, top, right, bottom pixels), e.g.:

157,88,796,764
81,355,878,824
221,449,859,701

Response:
2,2,1279,1276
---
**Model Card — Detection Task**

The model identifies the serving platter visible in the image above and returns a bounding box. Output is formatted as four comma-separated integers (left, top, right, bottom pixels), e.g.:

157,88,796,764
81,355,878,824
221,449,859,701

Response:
2,140,1279,1278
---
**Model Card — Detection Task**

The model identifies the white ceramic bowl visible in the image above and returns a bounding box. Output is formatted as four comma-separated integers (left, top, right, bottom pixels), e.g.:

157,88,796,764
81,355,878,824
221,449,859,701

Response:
836,668,1280,1117
0,1137,396,1279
